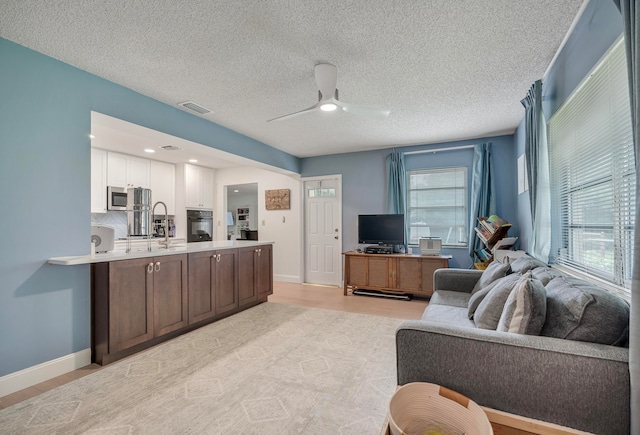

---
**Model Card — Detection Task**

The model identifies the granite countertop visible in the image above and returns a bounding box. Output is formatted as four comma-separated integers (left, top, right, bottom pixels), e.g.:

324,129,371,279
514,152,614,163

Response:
49,240,273,265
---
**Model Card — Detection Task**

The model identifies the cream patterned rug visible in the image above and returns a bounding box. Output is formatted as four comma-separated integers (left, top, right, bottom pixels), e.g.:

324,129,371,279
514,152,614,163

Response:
0,303,404,434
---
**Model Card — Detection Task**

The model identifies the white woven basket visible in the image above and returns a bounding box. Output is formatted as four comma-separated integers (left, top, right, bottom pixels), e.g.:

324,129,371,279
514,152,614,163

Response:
388,383,493,435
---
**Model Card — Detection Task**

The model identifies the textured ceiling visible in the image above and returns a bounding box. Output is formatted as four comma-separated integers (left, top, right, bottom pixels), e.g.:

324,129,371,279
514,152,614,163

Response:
1,1,584,158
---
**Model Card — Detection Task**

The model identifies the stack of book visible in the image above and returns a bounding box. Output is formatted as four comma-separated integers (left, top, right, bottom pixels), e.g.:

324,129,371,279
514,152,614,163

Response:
473,215,517,268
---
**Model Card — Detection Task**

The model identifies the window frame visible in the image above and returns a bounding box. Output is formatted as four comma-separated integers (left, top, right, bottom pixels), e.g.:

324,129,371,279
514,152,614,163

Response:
547,37,635,295
406,166,469,248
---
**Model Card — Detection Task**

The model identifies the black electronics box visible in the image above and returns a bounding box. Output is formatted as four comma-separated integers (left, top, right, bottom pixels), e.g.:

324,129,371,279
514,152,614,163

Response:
364,246,394,254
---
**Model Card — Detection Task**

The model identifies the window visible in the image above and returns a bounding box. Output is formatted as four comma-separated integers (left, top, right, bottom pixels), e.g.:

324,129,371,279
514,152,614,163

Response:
548,38,635,292
407,167,468,247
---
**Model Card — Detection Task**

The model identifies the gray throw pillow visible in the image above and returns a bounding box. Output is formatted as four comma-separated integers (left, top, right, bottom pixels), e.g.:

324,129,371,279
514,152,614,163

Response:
541,277,630,345
471,261,511,294
468,273,521,319
497,274,547,335
473,273,522,329
509,256,547,274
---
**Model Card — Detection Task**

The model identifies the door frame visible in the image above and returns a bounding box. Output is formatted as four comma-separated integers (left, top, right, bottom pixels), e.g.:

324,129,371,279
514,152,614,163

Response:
301,174,343,287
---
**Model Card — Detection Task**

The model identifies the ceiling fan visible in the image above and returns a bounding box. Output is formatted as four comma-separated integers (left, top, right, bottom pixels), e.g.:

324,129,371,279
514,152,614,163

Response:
267,63,390,122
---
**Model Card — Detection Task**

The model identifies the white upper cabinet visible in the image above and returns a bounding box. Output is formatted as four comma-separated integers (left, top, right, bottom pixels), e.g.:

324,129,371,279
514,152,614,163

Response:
91,148,107,213
107,152,150,188
149,160,175,215
184,164,214,209
127,156,150,188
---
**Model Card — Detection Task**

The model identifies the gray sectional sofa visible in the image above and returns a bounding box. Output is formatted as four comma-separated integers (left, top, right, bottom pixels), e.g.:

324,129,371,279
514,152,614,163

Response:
395,255,631,434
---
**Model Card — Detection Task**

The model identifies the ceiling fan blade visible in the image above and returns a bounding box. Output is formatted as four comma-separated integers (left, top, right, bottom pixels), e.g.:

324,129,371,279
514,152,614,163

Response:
315,63,338,101
267,102,320,122
338,101,390,120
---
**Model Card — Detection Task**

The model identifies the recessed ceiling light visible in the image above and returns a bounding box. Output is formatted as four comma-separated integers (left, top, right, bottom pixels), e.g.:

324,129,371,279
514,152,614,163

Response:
189,159,198,163
144,148,155,153
234,190,239,193
320,103,337,112
89,134,95,139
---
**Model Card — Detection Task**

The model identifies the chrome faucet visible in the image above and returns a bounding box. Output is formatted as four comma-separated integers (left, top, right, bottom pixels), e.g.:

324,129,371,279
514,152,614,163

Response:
152,201,171,249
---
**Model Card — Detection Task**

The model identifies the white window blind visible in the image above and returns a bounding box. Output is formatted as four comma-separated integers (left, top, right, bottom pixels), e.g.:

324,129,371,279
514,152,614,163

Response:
548,38,635,291
407,167,468,247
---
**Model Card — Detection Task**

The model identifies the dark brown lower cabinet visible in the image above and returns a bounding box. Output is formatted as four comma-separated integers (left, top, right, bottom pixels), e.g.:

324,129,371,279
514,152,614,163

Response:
238,246,257,306
93,254,188,364
153,254,188,337
92,245,272,365
215,249,239,314
256,244,273,298
238,244,273,306
105,257,154,354
188,248,238,324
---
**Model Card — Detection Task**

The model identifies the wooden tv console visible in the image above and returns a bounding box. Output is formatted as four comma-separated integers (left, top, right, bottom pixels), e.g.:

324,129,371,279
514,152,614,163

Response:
342,251,451,297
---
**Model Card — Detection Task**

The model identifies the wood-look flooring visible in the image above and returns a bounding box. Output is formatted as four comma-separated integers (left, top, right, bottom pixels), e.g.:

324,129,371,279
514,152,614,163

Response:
0,282,587,435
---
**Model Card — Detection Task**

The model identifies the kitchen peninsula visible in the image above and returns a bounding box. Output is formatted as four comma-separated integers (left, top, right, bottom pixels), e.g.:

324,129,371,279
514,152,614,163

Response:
49,240,273,365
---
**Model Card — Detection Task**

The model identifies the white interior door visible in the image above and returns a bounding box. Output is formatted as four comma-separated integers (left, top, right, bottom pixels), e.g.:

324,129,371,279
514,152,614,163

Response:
304,177,342,286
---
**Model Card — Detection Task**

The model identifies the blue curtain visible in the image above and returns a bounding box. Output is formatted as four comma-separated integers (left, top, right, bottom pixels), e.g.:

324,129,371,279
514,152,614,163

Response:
468,143,495,259
385,150,407,249
613,1,639,433
521,80,551,262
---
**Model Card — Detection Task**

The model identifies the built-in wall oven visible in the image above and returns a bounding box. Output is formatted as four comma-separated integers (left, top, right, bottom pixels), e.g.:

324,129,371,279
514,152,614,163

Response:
187,209,213,242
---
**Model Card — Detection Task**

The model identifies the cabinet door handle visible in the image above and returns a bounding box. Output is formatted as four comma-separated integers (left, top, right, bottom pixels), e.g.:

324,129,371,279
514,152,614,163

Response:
147,263,154,273
256,248,261,256
155,261,161,272
216,254,221,262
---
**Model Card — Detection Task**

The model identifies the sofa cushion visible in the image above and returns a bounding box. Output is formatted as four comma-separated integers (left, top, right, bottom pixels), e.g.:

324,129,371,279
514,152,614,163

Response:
473,273,522,329
541,276,630,345
509,256,548,274
468,273,521,319
497,273,547,335
471,260,511,294
421,303,476,328
430,290,471,308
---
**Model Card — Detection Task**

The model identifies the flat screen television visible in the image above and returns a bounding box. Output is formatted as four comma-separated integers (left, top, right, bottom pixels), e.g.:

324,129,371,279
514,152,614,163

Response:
357,214,405,245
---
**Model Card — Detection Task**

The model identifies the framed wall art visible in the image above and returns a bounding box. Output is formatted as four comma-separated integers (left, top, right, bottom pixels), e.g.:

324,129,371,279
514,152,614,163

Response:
265,189,290,210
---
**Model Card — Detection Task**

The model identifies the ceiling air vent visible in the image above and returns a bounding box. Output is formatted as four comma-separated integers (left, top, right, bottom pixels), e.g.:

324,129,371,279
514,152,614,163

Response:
160,145,182,151
178,101,211,115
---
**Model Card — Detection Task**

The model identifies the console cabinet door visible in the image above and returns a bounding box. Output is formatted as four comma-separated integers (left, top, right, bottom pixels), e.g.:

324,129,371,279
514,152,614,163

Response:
421,257,449,294
346,256,368,286
108,258,154,353
153,254,188,337
367,257,390,288
395,257,422,291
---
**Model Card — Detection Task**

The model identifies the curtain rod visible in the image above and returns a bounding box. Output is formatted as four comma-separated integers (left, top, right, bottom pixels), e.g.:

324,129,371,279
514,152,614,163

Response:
404,144,474,155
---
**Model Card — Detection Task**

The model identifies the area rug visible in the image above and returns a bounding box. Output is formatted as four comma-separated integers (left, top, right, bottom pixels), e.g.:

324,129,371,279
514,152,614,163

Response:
0,303,405,434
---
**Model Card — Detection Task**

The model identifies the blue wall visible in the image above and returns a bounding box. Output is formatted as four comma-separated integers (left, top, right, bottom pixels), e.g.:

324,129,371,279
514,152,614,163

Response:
301,134,516,269
0,38,299,377
515,0,623,251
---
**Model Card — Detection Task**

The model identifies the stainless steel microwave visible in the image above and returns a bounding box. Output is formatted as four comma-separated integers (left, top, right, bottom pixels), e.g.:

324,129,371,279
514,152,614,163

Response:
107,186,128,211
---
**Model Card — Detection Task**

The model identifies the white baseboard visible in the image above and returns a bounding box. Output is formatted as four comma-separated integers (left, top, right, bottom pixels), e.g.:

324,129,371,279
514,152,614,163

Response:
0,348,92,397
274,274,301,283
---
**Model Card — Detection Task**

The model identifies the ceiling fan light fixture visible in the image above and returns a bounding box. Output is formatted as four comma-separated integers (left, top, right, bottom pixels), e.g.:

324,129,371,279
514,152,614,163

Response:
320,103,337,112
